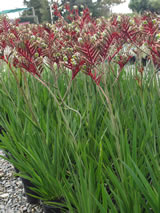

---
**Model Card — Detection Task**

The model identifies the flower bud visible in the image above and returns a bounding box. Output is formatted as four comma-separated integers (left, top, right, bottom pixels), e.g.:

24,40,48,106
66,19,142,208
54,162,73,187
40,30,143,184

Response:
34,52,39,58
117,16,121,22
139,25,143,30
81,65,87,70
152,19,156,24
91,34,97,41
102,31,106,37
73,5,78,10
58,6,63,10
39,56,43,61
156,33,160,40
71,58,77,65
144,42,148,46
42,43,47,48
67,47,73,52
31,35,36,40
143,20,148,25
37,37,41,41
129,19,135,25
63,55,68,62
56,53,60,57
75,27,80,32
10,33,15,39
78,37,83,43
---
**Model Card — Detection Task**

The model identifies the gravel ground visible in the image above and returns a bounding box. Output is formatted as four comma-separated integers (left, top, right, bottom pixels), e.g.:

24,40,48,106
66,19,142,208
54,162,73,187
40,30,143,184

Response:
0,150,44,213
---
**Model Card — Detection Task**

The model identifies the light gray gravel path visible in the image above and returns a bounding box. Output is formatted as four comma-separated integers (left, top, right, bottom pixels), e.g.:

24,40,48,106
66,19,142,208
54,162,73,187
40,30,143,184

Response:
0,150,44,213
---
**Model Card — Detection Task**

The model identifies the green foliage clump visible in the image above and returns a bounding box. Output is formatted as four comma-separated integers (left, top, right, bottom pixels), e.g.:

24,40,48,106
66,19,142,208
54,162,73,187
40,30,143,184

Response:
129,0,160,14
0,63,160,212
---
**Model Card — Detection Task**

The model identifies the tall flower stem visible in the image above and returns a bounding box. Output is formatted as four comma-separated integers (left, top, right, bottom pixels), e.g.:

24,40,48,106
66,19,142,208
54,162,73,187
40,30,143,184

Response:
33,74,76,142
5,61,47,144
97,84,122,166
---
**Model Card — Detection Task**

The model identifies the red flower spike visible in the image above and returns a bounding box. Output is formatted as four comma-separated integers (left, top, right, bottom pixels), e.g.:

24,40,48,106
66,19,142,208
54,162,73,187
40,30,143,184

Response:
87,69,102,85
77,42,100,66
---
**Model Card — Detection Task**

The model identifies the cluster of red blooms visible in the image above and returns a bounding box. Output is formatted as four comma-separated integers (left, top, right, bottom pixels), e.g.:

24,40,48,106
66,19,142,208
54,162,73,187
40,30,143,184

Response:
0,4,160,84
